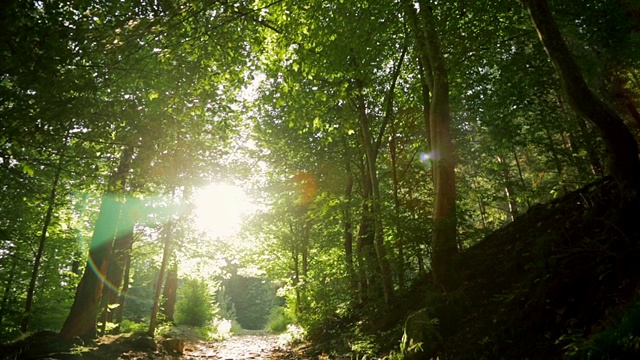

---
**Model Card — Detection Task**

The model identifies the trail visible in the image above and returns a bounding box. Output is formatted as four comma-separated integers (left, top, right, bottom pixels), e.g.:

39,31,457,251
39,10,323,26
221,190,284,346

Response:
183,332,299,360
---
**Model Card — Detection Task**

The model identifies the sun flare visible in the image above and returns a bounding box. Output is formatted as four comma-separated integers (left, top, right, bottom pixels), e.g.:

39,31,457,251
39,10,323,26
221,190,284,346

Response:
193,183,252,239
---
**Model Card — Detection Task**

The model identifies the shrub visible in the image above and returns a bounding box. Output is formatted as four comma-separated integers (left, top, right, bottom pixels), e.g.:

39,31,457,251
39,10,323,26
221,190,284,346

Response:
119,319,148,335
175,279,214,327
268,306,291,333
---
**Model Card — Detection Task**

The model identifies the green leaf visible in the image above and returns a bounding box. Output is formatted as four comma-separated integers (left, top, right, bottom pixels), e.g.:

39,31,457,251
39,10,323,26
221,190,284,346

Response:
22,163,34,176
148,90,159,100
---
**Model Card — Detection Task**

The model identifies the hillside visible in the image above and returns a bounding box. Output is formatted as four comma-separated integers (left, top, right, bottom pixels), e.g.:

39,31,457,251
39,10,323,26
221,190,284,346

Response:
446,177,640,358
310,177,640,359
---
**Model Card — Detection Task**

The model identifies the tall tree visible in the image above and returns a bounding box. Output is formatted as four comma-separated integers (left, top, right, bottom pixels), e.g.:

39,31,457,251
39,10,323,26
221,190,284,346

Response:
404,0,460,291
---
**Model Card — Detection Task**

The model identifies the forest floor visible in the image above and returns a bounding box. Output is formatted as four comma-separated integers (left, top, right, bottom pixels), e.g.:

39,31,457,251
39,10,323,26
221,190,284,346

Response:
1,328,312,360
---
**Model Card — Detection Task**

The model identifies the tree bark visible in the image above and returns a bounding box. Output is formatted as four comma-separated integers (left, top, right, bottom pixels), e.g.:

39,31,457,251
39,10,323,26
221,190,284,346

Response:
342,155,357,292
356,80,394,305
356,161,377,300
99,195,139,330
522,0,640,194
59,194,124,340
418,0,460,292
162,265,178,322
98,229,134,334
390,124,406,291
497,155,518,221
148,184,178,337
148,218,174,336
60,147,133,340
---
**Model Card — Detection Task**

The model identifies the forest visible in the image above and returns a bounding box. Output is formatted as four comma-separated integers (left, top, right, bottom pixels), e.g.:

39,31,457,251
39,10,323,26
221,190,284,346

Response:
2,0,640,359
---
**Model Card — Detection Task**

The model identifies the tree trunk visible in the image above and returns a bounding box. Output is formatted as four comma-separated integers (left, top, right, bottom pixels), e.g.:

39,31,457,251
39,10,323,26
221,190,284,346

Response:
60,147,133,340
522,0,640,194
98,229,134,334
342,155,357,292
512,147,531,208
21,158,62,333
497,155,518,221
162,265,178,322
356,81,394,305
59,194,123,340
99,195,139,332
148,219,173,336
418,0,460,292
301,220,310,279
291,233,301,314
356,163,377,300
390,125,406,291
113,245,133,333
403,0,432,151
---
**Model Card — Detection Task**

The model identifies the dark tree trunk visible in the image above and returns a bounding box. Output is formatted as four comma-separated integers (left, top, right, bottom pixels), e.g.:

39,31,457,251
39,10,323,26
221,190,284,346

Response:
522,0,640,194
418,0,460,292
60,147,133,340
99,195,139,331
98,229,134,334
356,164,376,299
162,265,178,322
59,194,123,340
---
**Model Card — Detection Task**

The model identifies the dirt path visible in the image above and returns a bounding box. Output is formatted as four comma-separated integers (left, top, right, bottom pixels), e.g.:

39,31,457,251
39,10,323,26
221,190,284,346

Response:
183,332,298,360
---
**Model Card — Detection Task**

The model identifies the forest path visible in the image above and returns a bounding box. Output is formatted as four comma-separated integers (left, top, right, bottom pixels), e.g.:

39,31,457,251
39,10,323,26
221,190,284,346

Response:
182,331,302,359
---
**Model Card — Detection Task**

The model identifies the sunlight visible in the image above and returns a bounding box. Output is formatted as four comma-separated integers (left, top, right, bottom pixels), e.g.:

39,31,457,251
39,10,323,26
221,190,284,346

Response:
193,183,252,239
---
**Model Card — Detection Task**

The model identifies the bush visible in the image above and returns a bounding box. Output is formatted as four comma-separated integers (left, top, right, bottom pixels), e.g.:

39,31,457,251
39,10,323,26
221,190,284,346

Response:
278,324,306,345
268,307,291,333
119,319,148,335
175,279,214,327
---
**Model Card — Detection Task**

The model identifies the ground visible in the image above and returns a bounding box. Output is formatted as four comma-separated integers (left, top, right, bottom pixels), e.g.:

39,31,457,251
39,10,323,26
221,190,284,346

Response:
0,328,311,360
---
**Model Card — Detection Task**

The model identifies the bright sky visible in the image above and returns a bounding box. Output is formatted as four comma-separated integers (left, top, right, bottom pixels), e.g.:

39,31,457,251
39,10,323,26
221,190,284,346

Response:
192,183,253,239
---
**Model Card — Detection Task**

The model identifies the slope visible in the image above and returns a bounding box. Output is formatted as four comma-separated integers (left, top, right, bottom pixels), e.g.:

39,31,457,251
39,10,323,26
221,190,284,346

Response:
307,177,640,359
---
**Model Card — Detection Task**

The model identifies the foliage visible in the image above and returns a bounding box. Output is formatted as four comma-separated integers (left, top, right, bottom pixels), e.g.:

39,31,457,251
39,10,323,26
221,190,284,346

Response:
277,324,307,346
268,306,292,333
175,279,214,328
223,274,276,330
119,319,148,336
2,0,640,358
561,299,640,359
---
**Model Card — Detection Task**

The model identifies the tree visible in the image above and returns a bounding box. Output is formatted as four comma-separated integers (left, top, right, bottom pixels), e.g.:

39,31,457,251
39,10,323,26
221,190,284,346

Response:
60,148,133,340
521,0,640,195
403,0,460,291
